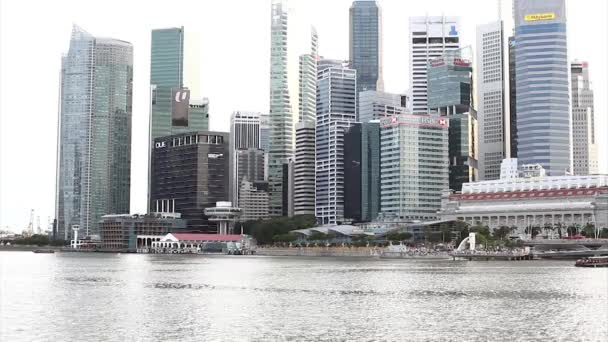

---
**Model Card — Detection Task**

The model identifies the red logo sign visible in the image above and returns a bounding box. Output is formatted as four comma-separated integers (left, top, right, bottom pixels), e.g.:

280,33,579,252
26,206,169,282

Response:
439,118,447,126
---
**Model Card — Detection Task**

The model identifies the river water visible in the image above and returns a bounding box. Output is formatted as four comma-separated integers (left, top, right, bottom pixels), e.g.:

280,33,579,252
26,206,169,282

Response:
1,252,607,341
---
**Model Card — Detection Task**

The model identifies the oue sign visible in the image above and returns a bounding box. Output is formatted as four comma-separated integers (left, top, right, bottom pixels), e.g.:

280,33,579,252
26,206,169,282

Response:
155,141,166,148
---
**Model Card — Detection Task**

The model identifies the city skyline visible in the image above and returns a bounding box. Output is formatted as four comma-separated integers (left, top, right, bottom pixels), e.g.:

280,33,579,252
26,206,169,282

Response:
1,0,607,230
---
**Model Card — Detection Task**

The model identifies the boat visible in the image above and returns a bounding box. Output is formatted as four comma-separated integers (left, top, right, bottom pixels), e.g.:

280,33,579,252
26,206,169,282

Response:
575,256,608,267
33,249,55,254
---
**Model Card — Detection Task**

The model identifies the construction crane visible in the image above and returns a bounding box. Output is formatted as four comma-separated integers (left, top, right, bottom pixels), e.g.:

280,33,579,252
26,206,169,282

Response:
27,209,34,236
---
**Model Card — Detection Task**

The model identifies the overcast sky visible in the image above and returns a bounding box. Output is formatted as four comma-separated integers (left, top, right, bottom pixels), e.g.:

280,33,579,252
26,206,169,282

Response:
0,0,606,232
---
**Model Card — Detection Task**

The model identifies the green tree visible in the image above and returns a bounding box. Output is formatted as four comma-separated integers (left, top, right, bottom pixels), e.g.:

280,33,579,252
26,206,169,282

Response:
492,226,511,241
386,232,412,242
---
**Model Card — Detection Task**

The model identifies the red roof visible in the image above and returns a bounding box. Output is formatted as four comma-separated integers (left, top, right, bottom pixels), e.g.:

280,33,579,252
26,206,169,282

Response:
170,233,242,241
451,187,608,201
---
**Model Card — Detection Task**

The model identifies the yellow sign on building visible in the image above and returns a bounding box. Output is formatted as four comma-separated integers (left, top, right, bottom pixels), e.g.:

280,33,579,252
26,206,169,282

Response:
524,13,556,21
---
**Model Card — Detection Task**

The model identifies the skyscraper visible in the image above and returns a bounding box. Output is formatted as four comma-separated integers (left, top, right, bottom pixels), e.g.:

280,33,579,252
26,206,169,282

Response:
299,27,318,123
514,0,570,175
361,121,381,222
150,131,229,232
229,111,263,204
508,36,518,158
349,0,384,97
315,60,357,225
476,21,509,180
409,15,460,114
344,123,362,222
571,61,598,175
428,48,478,192
149,27,209,203
294,121,316,216
269,0,298,216
55,25,133,240
380,114,449,220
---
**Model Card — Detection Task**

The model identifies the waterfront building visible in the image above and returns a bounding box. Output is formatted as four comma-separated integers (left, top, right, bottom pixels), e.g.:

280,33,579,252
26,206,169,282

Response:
294,121,316,216
409,15,460,113
428,48,478,192
380,114,449,220
358,90,408,123
55,25,133,240
204,202,242,235
148,27,209,203
514,0,570,175
570,61,597,175
282,160,295,217
440,159,608,233
299,27,318,123
150,131,229,232
349,0,384,96
476,20,509,181
229,111,263,204
508,36,518,158
239,180,270,222
315,60,357,225
268,0,299,216
361,121,381,222
344,123,362,222
99,213,186,251
150,232,255,253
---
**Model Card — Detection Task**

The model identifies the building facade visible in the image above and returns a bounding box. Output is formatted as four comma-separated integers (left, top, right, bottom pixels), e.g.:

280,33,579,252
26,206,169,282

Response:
55,25,133,240
409,15,460,113
299,27,318,123
570,61,597,175
149,27,209,204
440,160,608,233
476,21,509,181
344,123,362,222
358,90,408,123
315,60,357,225
428,48,478,192
269,0,299,216
349,0,384,95
235,148,266,207
361,121,381,222
150,131,229,232
229,111,263,204
294,121,316,216
380,114,449,220
99,213,186,251
239,180,270,222
514,0,570,176
508,36,518,159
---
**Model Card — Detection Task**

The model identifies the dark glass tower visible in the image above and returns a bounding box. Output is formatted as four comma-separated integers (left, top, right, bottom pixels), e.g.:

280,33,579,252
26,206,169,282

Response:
150,131,229,232
344,124,362,222
349,0,383,101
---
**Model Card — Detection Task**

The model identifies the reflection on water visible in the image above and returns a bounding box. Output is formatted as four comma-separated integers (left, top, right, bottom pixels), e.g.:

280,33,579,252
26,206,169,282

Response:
1,252,607,341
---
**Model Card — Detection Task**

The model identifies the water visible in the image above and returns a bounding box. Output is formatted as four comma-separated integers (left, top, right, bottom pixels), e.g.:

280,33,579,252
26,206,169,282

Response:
1,252,607,341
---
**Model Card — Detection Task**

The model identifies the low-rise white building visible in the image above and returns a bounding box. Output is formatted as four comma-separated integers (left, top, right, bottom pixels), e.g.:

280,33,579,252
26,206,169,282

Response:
439,159,608,233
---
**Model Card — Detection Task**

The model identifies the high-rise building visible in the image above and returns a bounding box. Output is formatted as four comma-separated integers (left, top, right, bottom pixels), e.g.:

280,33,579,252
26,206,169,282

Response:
380,114,449,220
55,25,133,240
344,123,362,222
361,121,381,222
282,160,295,217
358,90,408,123
299,27,318,123
315,60,357,225
428,48,478,192
294,121,316,216
409,15,460,114
269,0,299,216
239,180,270,222
349,0,383,96
508,36,518,158
150,131,229,232
476,21,509,181
514,0,570,175
571,61,598,175
229,111,263,203
235,148,266,206
148,27,209,203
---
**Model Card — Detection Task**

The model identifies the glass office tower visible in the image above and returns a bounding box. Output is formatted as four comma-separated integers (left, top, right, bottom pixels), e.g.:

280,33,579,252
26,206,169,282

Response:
55,25,133,239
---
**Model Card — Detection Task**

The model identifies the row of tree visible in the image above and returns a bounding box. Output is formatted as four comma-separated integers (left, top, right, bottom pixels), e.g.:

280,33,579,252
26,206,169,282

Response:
4,234,67,246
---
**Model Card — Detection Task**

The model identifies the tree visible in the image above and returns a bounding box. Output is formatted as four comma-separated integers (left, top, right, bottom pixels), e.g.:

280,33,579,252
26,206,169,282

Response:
246,215,316,245
581,223,596,238
386,232,412,242
492,226,511,241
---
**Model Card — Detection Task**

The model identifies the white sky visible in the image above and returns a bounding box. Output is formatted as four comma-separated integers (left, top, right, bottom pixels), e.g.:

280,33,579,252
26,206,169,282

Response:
0,0,606,231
